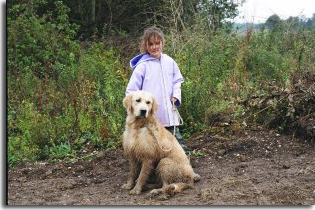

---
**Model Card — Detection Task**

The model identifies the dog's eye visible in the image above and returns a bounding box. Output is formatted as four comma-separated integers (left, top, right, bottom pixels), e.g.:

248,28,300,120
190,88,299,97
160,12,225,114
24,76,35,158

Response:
146,101,151,104
136,99,141,102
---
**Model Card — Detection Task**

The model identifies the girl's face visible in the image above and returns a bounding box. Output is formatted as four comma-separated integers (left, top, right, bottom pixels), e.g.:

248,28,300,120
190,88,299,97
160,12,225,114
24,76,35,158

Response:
147,36,163,59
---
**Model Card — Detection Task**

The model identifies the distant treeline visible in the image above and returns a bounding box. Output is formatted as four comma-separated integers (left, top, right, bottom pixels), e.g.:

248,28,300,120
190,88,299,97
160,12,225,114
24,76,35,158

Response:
234,13,315,31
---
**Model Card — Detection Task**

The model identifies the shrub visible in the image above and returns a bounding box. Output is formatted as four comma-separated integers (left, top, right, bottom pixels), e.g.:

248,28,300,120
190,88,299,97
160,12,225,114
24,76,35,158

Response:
8,101,54,162
7,1,126,164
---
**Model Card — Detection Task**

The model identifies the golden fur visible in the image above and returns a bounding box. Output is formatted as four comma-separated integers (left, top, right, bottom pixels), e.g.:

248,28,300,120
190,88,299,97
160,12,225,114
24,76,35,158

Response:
121,91,199,195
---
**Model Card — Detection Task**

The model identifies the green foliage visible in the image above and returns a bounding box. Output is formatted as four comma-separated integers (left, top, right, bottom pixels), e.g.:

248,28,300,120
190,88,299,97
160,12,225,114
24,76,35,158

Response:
197,0,242,31
75,43,126,148
192,149,207,158
164,21,314,137
8,101,52,162
9,0,243,39
265,14,281,30
49,141,73,160
243,31,291,84
164,29,242,136
8,0,79,80
7,0,315,164
7,1,125,164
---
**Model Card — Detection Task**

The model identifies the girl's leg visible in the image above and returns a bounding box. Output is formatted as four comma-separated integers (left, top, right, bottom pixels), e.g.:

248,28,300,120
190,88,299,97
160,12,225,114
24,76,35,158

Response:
165,126,189,153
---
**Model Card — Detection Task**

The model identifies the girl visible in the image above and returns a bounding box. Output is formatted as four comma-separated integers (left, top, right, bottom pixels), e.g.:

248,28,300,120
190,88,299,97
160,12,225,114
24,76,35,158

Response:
125,26,188,152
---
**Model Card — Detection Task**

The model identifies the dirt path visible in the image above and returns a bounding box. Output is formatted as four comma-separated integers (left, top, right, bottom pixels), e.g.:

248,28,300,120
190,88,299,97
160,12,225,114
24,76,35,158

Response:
8,127,315,205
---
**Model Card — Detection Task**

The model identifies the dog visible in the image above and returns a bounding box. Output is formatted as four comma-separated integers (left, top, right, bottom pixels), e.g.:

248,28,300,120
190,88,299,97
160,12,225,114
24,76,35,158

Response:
121,90,200,196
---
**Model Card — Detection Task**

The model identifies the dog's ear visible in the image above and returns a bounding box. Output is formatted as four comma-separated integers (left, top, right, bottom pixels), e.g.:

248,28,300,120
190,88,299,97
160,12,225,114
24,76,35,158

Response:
151,97,158,113
123,94,133,113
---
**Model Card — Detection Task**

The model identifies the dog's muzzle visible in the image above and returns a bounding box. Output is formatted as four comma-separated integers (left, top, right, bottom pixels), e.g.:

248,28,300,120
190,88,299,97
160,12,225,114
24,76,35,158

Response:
139,109,147,118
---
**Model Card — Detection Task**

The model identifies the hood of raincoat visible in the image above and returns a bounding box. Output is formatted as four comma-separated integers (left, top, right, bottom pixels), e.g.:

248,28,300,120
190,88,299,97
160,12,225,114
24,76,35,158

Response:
130,53,156,69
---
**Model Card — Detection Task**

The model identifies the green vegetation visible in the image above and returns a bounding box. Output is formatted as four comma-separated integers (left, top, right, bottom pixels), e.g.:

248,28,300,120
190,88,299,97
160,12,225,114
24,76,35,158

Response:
7,0,315,164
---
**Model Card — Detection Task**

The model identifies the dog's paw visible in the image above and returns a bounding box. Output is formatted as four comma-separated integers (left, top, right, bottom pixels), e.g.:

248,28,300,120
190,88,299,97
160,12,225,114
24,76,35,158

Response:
150,188,163,196
121,183,133,190
129,187,142,195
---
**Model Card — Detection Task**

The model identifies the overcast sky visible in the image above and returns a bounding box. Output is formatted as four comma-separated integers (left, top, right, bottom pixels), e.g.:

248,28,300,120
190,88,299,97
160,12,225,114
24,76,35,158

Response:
234,0,315,23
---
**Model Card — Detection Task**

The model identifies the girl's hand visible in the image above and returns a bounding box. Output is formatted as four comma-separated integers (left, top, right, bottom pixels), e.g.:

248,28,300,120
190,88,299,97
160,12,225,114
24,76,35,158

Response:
171,97,178,104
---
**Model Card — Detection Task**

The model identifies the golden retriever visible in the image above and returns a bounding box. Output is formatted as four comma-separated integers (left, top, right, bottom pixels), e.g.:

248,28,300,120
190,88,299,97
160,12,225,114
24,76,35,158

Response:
121,90,200,196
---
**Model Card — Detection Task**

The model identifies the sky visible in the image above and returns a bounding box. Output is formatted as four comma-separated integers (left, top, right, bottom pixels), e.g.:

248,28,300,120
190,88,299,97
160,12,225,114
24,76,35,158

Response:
234,0,315,23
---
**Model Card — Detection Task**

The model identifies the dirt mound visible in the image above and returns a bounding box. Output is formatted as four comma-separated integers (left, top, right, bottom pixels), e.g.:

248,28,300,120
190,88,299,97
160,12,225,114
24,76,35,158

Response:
8,127,315,205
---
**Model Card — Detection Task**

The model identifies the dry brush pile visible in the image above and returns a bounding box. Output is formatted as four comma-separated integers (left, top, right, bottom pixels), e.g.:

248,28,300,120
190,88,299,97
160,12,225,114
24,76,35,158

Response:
241,72,315,143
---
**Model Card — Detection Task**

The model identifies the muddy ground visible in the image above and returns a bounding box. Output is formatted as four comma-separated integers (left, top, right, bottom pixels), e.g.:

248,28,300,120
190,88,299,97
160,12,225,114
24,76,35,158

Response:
7,126,315,205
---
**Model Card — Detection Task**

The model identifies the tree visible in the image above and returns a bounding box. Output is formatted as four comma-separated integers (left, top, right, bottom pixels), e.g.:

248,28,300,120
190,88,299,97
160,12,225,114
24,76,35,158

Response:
196,0,243,31
8,0,243,39
265,14,281,30
304,13,315,30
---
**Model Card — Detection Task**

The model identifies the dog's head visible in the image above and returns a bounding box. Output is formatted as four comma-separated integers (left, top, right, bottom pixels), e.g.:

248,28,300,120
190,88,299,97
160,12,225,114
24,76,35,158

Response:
123,91,158,119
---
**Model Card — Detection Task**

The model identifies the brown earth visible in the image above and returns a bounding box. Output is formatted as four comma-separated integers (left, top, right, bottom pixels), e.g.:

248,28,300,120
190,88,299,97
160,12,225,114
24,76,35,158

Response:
7,126,315,205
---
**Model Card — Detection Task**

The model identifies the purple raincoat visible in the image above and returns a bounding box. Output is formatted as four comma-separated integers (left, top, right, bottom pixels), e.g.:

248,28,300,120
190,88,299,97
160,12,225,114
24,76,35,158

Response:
126,53,184,127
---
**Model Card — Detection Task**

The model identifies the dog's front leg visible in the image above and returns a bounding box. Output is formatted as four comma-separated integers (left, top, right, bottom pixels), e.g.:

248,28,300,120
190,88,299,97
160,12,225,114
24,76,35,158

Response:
121,157,138,190
130,159,153,195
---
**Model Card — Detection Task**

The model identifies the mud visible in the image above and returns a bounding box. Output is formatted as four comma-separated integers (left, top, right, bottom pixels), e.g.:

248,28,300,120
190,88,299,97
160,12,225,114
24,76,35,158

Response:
8,127,315,205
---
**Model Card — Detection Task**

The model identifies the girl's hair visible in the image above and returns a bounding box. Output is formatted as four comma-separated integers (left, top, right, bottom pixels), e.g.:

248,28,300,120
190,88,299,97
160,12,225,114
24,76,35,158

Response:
140,26,165,53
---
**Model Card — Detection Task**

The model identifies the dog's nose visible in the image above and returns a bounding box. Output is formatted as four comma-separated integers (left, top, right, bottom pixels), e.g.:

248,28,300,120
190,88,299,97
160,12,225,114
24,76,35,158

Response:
140,109,147,117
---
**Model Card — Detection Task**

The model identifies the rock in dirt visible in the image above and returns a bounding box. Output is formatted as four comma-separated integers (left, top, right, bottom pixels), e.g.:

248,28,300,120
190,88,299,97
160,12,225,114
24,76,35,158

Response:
283,164,291,169
217,149,226,156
